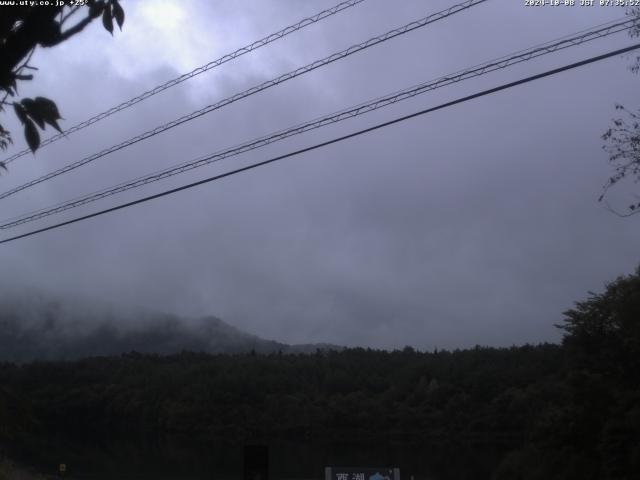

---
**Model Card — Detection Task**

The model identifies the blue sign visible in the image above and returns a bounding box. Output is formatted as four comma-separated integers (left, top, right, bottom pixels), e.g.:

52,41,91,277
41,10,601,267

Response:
325,467,400,480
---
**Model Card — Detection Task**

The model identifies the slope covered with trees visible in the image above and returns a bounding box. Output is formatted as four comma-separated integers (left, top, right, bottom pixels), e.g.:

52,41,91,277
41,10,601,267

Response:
0,267,638,479
0,291,342,362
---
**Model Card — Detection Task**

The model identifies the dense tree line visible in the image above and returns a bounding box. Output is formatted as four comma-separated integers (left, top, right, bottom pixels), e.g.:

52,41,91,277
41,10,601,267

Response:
0,344,563,441
0,267,639,479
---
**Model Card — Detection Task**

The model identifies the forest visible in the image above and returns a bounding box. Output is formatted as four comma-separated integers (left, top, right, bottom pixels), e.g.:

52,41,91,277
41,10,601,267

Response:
0,267,638,480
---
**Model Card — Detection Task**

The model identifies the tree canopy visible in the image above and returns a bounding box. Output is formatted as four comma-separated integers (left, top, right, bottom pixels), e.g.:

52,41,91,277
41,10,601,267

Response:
1,264,639,479
558,266,640,382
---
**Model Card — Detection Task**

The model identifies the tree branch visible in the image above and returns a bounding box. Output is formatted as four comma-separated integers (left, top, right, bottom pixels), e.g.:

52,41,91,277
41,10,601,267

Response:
602,200,640,218
57,14,94,44
60,6,82,26
0,8,62,80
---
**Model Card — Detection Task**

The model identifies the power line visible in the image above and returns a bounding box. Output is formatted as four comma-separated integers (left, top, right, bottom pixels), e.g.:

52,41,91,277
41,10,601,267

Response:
0,0,487,201
1,0,368,166
1,17,634,230
2,42,638,246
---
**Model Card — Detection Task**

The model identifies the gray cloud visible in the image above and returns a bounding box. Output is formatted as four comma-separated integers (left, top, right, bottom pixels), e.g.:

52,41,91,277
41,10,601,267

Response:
0,0,638,350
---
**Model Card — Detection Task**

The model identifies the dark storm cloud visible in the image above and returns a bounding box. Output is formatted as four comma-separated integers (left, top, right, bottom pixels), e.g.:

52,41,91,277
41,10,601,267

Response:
0,0,638,349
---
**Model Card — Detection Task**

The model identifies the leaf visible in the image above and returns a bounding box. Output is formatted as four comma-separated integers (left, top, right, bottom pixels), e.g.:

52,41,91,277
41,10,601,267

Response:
112,0,125,30
89,0,105,18
34,97,61,119
0,162,6,172
102,4,113,34
0,123,11,151
21,98,45,129
24,118,40,153
13,103,28,125
8,77,17,96
34,96,63,133
46,118,62,133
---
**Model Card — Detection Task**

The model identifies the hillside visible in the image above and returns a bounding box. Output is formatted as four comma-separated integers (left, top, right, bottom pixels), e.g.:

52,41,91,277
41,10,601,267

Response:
0,268,639,479
0,291,340,362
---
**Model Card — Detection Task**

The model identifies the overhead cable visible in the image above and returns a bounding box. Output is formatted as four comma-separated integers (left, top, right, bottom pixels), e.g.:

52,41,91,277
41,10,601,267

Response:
1,17,635,230
0,0,487,201
1,42,638,245
1,0,368,166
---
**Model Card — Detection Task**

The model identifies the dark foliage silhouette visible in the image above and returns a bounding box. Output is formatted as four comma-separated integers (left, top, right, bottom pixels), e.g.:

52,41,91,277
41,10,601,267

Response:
1,268,638,479
0,0,124,161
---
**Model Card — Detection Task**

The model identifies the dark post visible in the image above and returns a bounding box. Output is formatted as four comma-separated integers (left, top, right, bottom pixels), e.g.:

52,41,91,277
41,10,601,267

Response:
244,444,269,480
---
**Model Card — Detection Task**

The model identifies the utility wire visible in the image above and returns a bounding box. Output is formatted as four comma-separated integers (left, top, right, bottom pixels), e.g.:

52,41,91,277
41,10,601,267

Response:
1,43,638,246
1,18,635,230
1,0,368,166
0,0,487,201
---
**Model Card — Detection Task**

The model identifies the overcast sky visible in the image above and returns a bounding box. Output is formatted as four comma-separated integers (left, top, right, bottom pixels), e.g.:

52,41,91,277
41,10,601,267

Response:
0,0,638,350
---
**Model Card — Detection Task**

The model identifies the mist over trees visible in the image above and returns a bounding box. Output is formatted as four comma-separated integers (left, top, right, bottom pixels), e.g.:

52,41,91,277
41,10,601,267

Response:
0,267,639,479
0,291,341,362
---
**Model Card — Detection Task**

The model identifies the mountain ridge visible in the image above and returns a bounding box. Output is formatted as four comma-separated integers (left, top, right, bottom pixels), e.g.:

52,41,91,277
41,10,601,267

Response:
0,292,343,362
